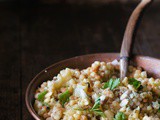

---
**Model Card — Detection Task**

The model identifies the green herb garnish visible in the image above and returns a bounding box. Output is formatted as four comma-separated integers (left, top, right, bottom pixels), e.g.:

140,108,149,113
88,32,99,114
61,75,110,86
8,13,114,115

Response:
128,78,141,89
102,78,120,90
74,108,89,112
58,90,71,107
75,98,106,118
38,90,47,102
91,98,101,110
114,112,126,120
92,109,106,118
90,98,106,118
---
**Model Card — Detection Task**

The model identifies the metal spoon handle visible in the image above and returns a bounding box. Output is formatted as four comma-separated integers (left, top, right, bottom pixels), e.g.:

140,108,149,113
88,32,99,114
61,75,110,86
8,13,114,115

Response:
120,0,153,80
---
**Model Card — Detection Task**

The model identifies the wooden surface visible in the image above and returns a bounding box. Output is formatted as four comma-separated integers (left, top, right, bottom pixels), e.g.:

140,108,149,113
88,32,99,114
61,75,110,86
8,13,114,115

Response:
0,2,160,120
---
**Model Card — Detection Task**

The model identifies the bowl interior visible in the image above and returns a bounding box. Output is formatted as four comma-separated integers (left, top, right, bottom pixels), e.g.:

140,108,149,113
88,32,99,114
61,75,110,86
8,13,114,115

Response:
26,53,160,119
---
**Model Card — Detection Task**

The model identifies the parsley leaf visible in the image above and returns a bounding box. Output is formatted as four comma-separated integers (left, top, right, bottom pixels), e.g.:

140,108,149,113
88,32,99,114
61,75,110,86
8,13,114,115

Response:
58,90,71,107
91,98,101,110
128,78,141,89
38,90,47,102
90,98,106,118
102,78,120,90
114,112,126,120
92,109,106,118
75,98,106,118
74,108,89,112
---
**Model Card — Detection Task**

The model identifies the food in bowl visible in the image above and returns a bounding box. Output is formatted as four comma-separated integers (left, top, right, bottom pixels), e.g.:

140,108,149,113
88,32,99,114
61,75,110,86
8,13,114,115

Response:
34,60,160,120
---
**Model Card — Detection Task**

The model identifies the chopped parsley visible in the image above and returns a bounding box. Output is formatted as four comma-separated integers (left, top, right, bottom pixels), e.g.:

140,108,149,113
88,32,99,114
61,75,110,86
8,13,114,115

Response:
102,78,120,90
38,90,47,102
92,109,106,118
91,98,101,110
114,112,126,120
58,90,71,107
128,78,141,89
90,98,106,118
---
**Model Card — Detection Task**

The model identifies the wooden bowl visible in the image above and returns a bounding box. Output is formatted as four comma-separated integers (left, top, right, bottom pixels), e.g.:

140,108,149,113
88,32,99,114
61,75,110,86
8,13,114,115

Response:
25,53,160,120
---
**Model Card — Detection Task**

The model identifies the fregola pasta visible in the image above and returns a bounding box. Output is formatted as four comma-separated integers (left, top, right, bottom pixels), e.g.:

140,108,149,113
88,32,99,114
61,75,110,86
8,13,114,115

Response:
34,60,160,120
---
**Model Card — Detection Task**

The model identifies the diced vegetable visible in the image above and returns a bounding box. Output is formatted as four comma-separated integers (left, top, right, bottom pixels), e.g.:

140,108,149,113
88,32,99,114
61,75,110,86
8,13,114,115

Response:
114,112,126,120
74,84,88,99
90,98,106,118
58,90,71,107
128,78,141,89
102,78,120,90
38,90,47,102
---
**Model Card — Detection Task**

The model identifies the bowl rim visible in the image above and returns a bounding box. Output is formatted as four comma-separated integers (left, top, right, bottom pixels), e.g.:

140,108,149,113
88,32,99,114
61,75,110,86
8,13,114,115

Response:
25,52,160,120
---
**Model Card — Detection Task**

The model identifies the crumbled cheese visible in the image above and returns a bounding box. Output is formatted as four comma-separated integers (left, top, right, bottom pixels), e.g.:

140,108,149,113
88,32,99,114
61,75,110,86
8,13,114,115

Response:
120,99,129,107
120,91,130,100
74,84,88,99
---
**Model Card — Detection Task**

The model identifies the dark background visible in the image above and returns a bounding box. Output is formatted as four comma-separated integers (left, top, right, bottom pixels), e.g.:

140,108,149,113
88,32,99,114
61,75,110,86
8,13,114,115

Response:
0,0,160,119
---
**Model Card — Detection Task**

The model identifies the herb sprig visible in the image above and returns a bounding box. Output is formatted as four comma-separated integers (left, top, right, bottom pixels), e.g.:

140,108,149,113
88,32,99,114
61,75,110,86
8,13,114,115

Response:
114,112,126,120
58,90,71,107
38,90,47,102
128,78,141,89
102,78,120,90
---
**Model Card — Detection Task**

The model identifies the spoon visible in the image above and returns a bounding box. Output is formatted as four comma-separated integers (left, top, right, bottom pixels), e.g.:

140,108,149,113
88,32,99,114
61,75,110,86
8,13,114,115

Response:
120,0,153,80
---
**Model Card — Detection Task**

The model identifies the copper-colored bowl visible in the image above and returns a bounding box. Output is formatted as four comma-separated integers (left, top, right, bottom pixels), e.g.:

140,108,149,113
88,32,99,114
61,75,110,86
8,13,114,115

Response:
25,53,160,120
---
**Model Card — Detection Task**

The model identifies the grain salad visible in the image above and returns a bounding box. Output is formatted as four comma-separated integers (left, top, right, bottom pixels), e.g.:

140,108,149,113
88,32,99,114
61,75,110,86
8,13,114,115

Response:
34,60,160,120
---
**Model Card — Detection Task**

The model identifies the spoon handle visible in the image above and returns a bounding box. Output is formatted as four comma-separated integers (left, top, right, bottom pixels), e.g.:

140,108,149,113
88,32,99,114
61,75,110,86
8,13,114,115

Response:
120,0,152,80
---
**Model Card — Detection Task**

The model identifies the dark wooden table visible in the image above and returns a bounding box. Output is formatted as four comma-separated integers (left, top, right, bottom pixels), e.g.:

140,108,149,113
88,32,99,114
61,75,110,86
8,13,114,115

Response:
0,1,160,120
